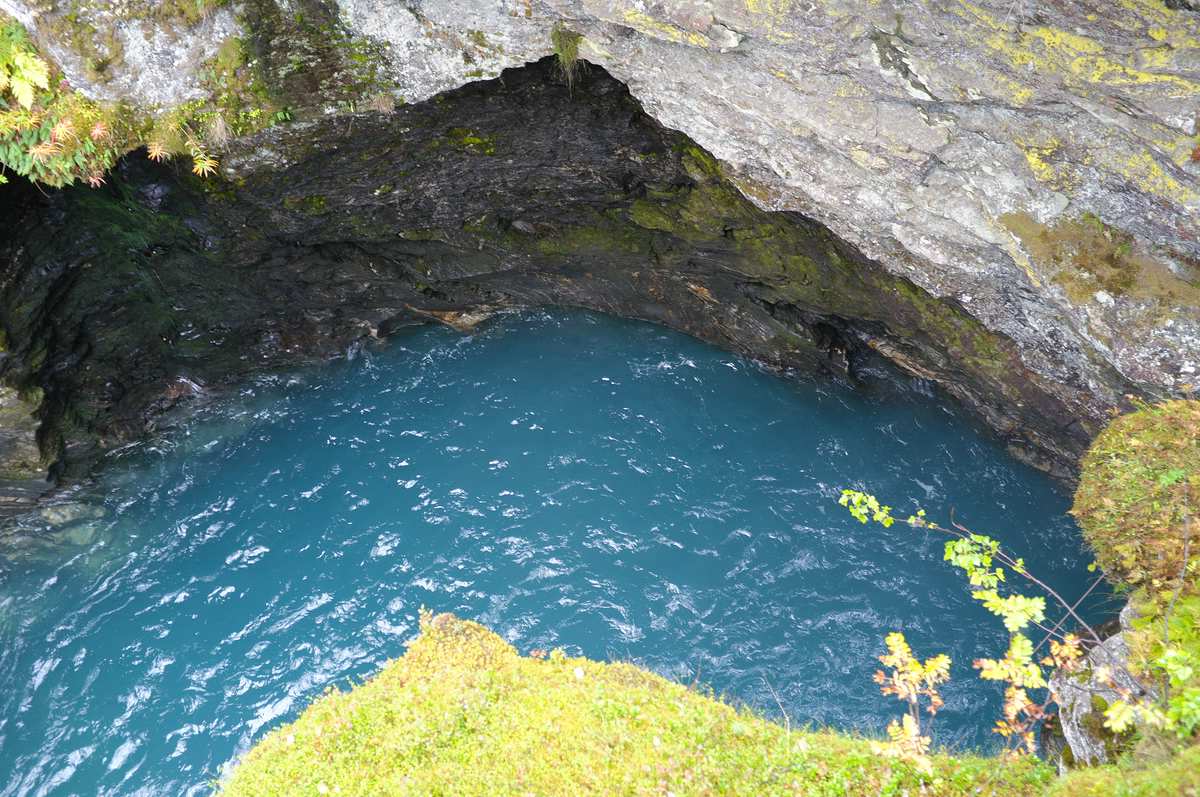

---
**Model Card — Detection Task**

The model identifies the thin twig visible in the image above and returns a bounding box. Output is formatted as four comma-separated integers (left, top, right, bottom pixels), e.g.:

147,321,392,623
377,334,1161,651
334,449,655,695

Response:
1027,618,1073,644
762,676,791,736
1032,575,1105,656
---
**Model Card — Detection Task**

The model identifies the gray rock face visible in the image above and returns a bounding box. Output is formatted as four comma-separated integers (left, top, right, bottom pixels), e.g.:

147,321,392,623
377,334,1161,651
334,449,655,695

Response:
0,0,239,108
337,0,1200,429
1,0,1198,477
1049,603,1147,768
0,386,50,515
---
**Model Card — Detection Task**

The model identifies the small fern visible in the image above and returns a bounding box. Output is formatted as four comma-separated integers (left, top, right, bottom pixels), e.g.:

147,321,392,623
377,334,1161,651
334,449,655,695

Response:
0,19,124,187
0,16,226,187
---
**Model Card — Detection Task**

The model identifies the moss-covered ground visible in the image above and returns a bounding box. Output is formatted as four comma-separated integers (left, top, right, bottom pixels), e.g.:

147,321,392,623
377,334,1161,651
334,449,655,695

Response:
216,612,1053,797
1048,744,1200,796
1073,399,1198,590
1062,399,1200,795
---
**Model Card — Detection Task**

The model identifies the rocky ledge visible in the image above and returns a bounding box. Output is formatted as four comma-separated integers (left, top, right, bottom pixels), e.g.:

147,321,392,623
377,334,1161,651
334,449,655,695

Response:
1,1,1198,505
0,57,1104,495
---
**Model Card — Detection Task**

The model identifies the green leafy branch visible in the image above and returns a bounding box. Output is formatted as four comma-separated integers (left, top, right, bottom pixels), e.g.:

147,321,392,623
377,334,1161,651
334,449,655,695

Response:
839,488,1154,757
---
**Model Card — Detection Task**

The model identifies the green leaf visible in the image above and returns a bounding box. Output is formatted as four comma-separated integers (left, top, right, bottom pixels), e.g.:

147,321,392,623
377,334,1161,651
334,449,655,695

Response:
10,76,33,109
972,590,1046,632
1103,700,1136,734
1166,688,1200,737
13,51,48,90
1158,468,1188,487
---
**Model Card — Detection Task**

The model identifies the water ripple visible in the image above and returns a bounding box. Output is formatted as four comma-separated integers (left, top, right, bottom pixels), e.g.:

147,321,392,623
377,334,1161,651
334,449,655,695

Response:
0,310,1109,796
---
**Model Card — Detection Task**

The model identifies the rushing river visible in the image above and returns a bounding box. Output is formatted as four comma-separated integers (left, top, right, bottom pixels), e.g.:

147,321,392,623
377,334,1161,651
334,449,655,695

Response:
0,310,1109,796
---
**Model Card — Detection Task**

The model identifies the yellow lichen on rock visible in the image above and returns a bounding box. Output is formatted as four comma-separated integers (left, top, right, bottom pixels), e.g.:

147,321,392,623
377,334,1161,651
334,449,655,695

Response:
953,0,1200,97
1016,138,1080,193
621,9,710,48
1121,150,1200,205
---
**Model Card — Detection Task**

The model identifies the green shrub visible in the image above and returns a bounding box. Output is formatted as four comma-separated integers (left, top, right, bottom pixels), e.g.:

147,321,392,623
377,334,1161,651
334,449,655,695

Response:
1073,399,1198,590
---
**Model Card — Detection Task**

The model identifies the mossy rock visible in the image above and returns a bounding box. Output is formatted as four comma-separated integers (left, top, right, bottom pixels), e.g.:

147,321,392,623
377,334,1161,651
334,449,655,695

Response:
1048,743,1200,796
1073,399,1200,589
215,612,1052,796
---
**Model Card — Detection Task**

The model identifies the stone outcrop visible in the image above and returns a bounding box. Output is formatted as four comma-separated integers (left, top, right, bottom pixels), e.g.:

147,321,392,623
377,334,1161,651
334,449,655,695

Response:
2,60,1097,493
1047,603,1146,769
0,387,50,515
1,1,1198,496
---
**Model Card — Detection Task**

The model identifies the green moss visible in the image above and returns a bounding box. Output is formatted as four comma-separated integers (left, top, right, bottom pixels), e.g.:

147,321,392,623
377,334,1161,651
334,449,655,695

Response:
442,126,496,155
1073,399,1199,589
532,213,649,256
155,0,232,26
677,142,722,179
1002,212,1200,306
216,612,1053,797
283,194,328,215
550,23,583,89
1049,743,1200,796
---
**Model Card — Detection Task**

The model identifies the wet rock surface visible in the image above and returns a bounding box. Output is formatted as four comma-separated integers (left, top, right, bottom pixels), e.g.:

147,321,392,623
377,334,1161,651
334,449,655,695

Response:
4,1,1198,422
0,387,50,517
0,60,1137,500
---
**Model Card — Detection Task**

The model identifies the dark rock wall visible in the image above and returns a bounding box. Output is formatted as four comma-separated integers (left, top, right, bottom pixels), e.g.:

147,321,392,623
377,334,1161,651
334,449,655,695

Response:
0,60,1134,505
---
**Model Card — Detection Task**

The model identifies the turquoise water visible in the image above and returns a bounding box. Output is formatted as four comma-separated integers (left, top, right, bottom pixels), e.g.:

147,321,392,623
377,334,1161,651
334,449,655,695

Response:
0,310,1108,796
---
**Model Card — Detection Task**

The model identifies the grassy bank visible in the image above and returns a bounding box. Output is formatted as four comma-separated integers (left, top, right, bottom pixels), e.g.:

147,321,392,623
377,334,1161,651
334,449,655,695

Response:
215,611,1052,796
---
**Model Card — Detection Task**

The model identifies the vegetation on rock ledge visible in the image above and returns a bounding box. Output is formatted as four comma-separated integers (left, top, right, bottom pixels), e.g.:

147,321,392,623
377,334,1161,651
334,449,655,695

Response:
0,19,125,186
1074,399,1198,590
215,611,1051,796
1071,399,1200,746
0,14,226,185
1,0,403,189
